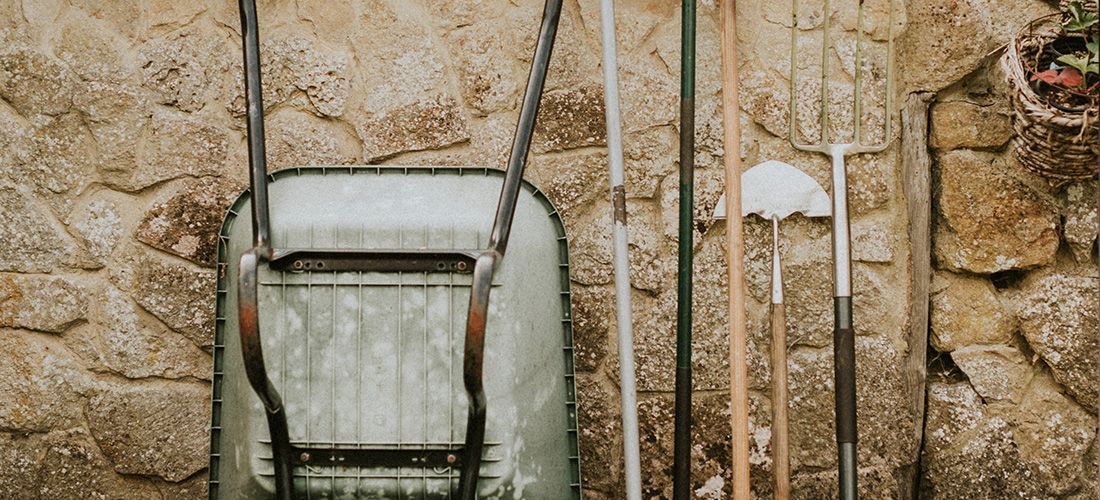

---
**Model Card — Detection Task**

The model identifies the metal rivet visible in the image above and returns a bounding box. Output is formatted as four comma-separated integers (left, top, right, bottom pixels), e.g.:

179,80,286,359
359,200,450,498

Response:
456,261,468,271
299,452,311,462
446,454,457,464
292,260,304,269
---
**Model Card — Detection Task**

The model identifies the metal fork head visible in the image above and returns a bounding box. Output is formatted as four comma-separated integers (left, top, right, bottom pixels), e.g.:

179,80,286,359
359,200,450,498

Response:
788,0,896,156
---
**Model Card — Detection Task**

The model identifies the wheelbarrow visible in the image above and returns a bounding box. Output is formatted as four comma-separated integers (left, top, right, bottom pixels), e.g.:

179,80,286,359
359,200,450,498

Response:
208,1,581,498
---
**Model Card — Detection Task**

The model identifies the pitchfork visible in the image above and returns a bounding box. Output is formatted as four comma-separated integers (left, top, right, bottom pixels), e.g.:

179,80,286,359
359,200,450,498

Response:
788,0,896,498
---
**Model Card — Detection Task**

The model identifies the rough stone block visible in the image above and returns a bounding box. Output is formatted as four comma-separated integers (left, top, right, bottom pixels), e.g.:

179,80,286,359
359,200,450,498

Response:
69,286,210,380
533,85,607,153
1018,272,1099,412
526,152,607,220
74,82,150,180
128,253,216,347
0,34,74,117
139,29,227,113
934,150,1059,273
56,12,128,83
226,36,349,118
950,345,1030,402
1013,373,1096,494
930,101,1013,150
448,28,519,115
136,177,241,266
0,184,81,273
100,108,229,192
920,374,1094,497
1059,181,1098,263
264,111,358,171
901,0,1052,92
66,194,127,267
357,96,469,161
0,334,89,432
0,430,160,500
26,113,97,210
0,274,87,334
929,272,1014,352
87,382,210,482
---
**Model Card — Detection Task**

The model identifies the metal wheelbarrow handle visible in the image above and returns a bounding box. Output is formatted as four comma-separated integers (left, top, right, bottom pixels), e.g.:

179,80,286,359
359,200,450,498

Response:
235,1,562,498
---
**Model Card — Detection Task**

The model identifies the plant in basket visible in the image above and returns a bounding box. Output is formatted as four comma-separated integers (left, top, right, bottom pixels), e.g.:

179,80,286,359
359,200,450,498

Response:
1002,1,1100,181
1028,3,1098,111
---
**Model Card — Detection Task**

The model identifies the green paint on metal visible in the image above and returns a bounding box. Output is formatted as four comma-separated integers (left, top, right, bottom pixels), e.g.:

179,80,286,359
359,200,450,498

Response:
679,1,695,99
676,0,695,370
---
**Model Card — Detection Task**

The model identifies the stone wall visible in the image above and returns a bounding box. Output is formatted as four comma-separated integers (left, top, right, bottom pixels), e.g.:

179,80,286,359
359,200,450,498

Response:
0,0,1093,498
918,0,1100,497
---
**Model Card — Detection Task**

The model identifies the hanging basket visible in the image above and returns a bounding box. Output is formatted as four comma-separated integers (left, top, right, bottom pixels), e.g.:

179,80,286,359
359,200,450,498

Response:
1001,13,1099,181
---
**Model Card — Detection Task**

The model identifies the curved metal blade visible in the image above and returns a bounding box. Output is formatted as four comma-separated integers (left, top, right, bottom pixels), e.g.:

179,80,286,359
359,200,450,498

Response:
713,160,830,221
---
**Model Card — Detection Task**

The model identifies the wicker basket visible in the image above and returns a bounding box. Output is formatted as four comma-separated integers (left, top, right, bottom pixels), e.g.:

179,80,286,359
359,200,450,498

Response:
1001,13,1099,180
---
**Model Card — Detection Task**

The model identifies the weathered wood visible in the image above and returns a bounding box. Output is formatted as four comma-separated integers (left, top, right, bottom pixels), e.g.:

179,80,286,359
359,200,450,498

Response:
900,91,934,500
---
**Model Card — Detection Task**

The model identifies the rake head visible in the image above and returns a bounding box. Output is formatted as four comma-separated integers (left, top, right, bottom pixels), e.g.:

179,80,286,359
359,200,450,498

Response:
788,0,897,156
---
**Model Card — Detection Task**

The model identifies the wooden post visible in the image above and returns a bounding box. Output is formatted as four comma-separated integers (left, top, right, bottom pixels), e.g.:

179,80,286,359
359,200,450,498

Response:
900,91,934,499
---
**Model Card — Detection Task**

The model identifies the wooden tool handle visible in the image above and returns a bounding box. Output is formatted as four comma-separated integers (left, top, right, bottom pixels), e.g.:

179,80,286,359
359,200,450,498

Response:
770,301,791,499
719,1,750,499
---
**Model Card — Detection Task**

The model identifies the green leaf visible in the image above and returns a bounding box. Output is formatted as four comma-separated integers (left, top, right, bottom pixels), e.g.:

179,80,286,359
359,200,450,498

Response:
1065,18,1099,32
1065,2,1100,32
1058,53,1091,74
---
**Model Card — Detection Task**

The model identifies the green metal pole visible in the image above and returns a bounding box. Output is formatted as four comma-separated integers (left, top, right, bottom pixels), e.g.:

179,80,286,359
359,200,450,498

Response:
673,0,695,498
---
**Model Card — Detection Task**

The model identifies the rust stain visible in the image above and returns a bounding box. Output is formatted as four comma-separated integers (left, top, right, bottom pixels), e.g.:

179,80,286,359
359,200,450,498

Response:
612,185,628,225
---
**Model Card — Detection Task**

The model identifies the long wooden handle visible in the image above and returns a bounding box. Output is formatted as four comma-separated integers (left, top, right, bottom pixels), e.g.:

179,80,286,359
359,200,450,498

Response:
770,301,791,499
719,1,750,499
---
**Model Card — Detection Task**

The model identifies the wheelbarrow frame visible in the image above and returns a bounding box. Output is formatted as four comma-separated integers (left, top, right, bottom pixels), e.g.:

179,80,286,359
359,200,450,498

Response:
219,1,566,498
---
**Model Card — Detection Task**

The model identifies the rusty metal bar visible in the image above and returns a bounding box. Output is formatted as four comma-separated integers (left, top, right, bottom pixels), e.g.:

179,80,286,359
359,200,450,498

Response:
487,0,562,256
457,253,495,499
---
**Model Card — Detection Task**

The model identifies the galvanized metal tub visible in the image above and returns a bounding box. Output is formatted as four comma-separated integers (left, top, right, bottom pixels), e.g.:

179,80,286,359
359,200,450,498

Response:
209,166,581,499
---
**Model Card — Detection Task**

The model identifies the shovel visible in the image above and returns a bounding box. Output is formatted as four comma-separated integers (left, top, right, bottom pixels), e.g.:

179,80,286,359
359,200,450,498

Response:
716,160,830,498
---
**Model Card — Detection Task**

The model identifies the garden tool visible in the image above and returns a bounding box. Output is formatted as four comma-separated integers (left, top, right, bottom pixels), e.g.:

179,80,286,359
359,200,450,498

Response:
718,1,751,498
597,0,642,498
674,1,697,498
716,160,831,499
788,0,897,497
209,1,583,499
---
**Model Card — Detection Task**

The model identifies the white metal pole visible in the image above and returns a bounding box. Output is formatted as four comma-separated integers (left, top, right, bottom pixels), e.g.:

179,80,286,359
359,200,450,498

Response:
598,1,642,498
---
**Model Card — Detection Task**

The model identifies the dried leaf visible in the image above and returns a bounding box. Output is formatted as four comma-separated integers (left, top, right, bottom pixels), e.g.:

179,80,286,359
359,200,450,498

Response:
1059,67,1085,87
1031,69,1061,84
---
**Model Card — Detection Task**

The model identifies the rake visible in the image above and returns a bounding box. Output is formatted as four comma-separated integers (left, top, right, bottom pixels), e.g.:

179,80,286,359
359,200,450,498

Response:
788,0,896,498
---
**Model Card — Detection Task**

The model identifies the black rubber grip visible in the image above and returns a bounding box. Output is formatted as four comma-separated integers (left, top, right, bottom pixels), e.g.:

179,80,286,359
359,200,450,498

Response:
834,297,857,445
673,365,692,499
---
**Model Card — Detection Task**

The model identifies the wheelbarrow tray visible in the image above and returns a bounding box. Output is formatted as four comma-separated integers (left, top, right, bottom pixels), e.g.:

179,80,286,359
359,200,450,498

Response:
209,166,581,499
